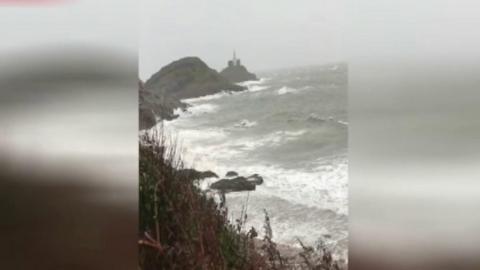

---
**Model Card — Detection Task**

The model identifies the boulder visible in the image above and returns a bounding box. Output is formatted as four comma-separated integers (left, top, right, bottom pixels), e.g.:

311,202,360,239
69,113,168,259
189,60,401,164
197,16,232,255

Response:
210,177,256,192
225,171,239,177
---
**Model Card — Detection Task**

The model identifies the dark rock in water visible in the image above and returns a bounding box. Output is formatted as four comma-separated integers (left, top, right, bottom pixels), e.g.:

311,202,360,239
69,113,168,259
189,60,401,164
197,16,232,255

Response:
210,177,256,192
225,171,239,177
246,174,264,185
178,168,219,180
144,57,245,100
220,64,258,83
211,173,264,192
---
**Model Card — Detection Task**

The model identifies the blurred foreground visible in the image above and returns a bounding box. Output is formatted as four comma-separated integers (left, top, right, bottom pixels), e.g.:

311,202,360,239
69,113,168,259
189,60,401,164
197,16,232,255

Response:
0,47,138,269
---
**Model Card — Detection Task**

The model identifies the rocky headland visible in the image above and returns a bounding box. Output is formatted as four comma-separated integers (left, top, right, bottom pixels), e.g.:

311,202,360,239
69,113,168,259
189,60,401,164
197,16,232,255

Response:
139,57,246,129
145,57,245,99
139,56,266,193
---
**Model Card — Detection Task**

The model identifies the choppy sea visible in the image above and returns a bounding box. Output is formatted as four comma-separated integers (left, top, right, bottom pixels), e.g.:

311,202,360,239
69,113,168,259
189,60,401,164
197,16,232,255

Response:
154,63,348,260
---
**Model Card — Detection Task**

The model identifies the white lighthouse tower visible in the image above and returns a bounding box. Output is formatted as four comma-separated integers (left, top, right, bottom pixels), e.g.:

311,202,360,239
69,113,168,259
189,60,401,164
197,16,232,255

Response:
228,50,241,67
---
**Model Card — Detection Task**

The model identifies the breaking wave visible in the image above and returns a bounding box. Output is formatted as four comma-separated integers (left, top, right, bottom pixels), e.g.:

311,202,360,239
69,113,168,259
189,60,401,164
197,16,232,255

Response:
234,119,257,128
277,86,298,95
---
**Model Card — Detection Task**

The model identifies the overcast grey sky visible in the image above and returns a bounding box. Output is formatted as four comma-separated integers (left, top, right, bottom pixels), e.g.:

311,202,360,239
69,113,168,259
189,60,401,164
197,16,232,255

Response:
140,0,346,80
0,0,137,54
348,0,480,67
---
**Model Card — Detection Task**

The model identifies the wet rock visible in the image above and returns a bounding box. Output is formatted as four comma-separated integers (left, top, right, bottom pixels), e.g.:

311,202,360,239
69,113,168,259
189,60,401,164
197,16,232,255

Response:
210,177,256,192
225,171,239,177
211,173,264,192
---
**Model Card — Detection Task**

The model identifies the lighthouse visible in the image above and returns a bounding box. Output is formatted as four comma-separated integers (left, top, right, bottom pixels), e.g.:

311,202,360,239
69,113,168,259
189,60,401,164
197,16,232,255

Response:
228,50,241,67
221,50,258,82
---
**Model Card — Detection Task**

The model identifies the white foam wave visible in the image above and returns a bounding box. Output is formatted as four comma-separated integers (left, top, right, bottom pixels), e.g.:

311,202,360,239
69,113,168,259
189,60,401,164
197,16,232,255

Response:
307,114,348,126
277,85,315,95
222,157,348,261
234,119,257,128
228,130,307,151
240,157,347,214
181,78,270,104
154,112,345,215
185,150,347,215
307,113,330,122
248,85,269,92
237,78,271,93
181,103,219,116
277,86,298,95
236,77,270,87
284,130,308,137
182,91,231,103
